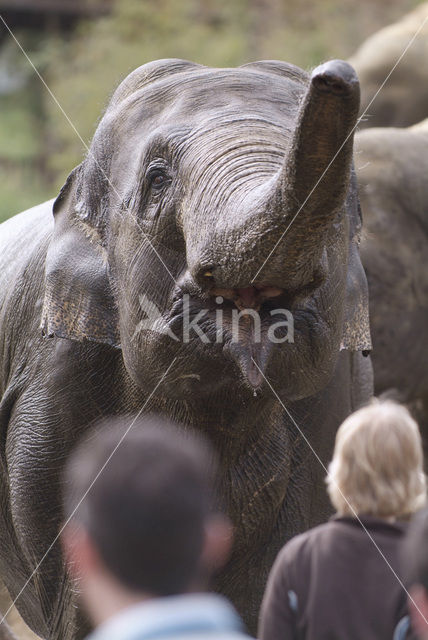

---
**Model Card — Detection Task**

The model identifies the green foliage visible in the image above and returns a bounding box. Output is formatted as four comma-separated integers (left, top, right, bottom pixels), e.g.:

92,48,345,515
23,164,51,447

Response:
0,0,423,222
0,94,39,162
44,0,250,186
0,168,52,223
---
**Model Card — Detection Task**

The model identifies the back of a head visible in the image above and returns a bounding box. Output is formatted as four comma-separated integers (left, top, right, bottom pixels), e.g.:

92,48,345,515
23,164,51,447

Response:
327,400,426,519
63,415,216,596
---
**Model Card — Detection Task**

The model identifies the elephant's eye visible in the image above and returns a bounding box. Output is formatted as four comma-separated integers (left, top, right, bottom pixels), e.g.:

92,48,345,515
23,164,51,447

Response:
146,166,170,191
152,174,165,186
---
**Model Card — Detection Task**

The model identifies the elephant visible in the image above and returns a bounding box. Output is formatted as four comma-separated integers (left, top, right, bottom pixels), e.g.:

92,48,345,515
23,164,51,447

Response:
356,118,428,435
0,58,372,639
350,2,428,128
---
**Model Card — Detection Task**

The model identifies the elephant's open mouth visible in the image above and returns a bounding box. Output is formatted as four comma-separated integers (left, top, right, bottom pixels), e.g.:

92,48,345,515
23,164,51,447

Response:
167,282,295,389
209,283,285,312
168,282,293,335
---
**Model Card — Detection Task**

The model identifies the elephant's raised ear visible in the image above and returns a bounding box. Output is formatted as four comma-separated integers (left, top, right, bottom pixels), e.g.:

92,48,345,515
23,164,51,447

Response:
41,165,120,347
340,171,372,354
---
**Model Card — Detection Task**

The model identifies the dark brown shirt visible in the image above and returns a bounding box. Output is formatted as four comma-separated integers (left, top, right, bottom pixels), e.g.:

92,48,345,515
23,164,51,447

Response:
259,516,410,640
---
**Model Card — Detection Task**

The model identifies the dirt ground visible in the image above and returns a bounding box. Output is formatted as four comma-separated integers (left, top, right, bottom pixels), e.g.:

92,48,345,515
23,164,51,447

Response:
0,584,39,640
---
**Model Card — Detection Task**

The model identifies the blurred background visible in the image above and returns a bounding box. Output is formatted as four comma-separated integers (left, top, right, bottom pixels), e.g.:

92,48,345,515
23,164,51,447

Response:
0,0,423,223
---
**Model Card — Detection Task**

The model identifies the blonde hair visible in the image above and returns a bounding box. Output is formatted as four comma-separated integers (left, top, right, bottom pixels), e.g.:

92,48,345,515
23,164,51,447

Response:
326,400,426,519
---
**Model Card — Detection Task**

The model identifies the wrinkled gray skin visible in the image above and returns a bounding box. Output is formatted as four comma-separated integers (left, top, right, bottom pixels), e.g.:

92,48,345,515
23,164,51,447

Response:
357,119,428,433
0,59,372,639
350,3,428,129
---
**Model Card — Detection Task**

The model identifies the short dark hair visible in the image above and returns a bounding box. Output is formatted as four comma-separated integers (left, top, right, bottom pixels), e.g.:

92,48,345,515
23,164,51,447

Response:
62,415,216,596
404,508,428,591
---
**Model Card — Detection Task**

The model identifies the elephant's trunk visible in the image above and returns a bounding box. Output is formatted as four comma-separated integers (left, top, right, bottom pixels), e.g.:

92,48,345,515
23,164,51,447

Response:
252,60,360,288
190,61,360,294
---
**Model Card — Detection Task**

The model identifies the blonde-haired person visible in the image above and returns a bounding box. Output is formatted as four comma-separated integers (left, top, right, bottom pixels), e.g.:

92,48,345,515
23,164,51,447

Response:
259,401,426,640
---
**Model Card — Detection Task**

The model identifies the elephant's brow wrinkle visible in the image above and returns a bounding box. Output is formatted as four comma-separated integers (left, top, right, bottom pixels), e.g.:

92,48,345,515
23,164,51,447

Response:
144,127,193,153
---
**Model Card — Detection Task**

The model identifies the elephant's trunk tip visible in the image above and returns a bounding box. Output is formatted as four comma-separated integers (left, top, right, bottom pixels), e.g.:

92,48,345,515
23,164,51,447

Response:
311,60,360,98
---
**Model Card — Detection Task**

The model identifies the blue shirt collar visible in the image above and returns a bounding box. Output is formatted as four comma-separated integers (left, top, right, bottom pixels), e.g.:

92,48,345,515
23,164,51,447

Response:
87,593,246,640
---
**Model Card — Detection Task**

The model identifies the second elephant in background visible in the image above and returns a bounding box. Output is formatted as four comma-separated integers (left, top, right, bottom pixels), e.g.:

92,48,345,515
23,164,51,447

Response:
350,3,428,128
356,119,428,435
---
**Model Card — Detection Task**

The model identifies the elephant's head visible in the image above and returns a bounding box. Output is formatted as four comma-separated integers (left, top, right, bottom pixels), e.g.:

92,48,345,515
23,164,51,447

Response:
42,58,371,402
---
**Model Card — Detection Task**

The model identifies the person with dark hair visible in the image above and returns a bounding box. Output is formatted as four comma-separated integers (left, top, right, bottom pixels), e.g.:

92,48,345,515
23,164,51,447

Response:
405,509,428,638
62,416,250,640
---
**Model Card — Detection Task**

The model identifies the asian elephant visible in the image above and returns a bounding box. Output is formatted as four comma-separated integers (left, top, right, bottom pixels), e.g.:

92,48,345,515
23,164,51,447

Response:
356,118,428,435
350,2,428,128
0,58,372,639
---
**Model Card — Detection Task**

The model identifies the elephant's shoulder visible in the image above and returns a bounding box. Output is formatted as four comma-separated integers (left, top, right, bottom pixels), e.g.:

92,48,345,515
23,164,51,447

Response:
0,200,54,259
0,200,54,301
0,201,55,385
